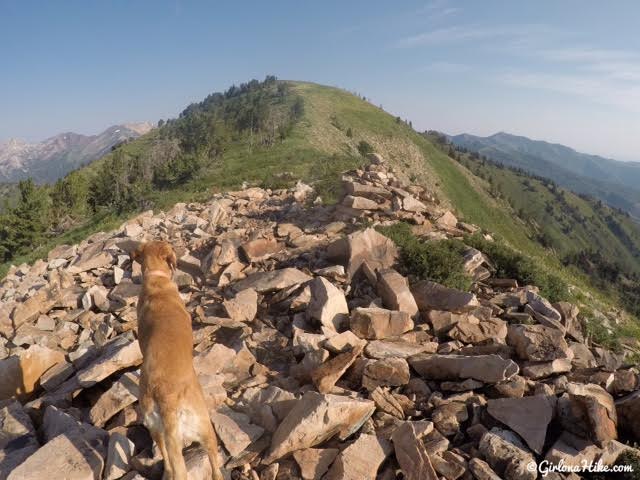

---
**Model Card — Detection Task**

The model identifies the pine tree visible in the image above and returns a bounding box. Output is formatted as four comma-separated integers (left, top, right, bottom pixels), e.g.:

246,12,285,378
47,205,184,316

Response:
0,179,50,261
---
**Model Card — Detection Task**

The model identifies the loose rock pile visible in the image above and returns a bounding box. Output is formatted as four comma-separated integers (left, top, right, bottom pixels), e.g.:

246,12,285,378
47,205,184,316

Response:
1,153,639,479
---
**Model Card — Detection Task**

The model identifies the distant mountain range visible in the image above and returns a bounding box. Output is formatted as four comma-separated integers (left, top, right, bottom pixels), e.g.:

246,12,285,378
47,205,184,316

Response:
448,132,640,219
0,122,153,183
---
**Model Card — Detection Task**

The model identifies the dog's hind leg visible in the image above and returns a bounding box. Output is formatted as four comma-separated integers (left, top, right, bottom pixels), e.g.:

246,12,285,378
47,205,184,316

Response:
140,394,174,479
159,405,188,480
192,387,223,480
153,432,173,480
200,420,223,480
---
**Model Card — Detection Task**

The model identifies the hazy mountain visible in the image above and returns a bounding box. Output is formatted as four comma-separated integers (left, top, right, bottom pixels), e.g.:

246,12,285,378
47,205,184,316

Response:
0,122,154,183
448,132,640,218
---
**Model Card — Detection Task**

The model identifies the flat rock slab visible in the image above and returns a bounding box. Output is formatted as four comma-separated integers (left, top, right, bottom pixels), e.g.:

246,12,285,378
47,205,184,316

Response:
392,422,438,480
104,432,134,480
264,391,375,463
507,324,570,362
323,434,392,480
10,288,59,332
311,344,363,393
89,371,140,427
293,448,340,480
223,288,258,322
479,428,536,480
410,281,479,313
0,401,40,478
565,383,617,444
42,406,108,443
448,317,507,344
327,227,398,279
77,337,142,388
487,395,556,454
364,339,437,359
233,268,312,293
616,390,640,439
363,357,410,391
211,405,264,457
376,268,418,317
409,354,519,384
0,345,65,400
240,238,283,262
350,307,413,340
7,432,106,480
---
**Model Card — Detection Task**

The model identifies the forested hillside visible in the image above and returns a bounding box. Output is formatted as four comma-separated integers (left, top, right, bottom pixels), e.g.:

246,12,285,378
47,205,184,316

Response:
427,131,640,317
0,77,309,268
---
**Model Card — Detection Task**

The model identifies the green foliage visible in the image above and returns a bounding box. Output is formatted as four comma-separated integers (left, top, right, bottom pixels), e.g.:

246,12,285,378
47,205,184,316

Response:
582,313,623,352
291,96,305,120
88,150,152,213
51,170,89,220
378,222,472,291
0,180,50,262
357,140,374,157
465,232,569,302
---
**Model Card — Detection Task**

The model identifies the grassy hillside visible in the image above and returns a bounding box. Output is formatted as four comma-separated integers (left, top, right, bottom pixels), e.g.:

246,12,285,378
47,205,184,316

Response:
2,78,639,343
449,132,640,219
427,132,640,319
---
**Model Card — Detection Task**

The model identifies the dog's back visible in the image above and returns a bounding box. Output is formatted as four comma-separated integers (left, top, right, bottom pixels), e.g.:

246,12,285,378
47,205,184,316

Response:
132,241,222,480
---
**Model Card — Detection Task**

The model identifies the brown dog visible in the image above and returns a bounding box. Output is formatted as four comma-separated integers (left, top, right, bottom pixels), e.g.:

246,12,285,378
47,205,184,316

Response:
131,241,223,480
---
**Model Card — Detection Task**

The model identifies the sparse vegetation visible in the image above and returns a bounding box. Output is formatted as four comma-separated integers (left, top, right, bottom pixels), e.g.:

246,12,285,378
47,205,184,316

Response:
465,232,569,302
582,311,623,352
357,140,374,157
378,222,472,291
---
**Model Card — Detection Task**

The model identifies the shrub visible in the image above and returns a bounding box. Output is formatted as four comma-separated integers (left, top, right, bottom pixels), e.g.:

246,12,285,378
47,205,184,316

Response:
465,232,569,302
583,315,622,352
357,140,374,157
378,222,472,291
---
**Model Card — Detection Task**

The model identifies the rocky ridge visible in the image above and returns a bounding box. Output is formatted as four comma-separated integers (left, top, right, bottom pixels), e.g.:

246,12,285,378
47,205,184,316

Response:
0,153,639,479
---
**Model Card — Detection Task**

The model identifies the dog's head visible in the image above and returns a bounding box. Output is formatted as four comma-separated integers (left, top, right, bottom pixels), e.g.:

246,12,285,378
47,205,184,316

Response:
130,241,177,274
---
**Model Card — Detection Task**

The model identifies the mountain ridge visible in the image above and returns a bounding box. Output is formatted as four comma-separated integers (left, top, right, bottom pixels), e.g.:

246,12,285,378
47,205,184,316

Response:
0,122,154,184
448,131,640,218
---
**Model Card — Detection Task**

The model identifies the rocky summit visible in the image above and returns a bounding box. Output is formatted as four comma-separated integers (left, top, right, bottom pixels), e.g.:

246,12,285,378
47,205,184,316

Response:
1,153,639,480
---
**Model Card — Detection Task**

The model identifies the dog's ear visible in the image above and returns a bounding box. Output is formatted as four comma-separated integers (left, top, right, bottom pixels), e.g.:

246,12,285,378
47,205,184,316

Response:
130,242,146,264
163,244,177,272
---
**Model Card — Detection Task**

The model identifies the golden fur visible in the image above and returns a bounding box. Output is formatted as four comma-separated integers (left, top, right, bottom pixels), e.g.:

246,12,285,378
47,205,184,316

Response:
131,241,222,480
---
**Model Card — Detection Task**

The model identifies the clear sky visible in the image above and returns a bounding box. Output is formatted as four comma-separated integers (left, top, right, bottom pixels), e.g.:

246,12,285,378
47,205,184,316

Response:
2,0,640,160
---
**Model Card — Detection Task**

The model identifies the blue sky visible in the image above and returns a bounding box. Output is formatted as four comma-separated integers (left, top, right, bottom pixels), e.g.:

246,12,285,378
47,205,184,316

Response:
2,0,640,160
